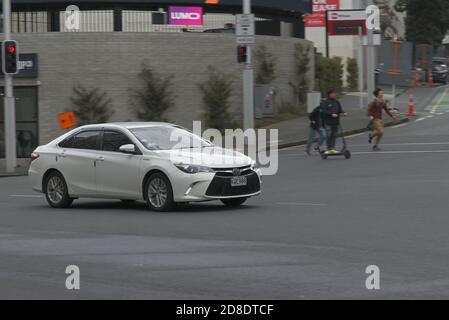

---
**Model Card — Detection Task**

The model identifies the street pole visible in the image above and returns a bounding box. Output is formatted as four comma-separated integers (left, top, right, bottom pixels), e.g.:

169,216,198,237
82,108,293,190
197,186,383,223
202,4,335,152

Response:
2,0,17,173
366,0,375,104
242,0,254,130
357,27,364,109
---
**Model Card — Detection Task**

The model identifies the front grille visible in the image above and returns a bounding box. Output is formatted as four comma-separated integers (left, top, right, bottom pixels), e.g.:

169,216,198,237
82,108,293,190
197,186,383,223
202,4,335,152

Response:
206,170,261,197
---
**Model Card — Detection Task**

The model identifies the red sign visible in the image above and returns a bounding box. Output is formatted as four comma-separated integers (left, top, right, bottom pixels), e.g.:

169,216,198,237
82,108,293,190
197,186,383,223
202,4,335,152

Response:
327,10,367,36
57,111,77,129
304,0,340,28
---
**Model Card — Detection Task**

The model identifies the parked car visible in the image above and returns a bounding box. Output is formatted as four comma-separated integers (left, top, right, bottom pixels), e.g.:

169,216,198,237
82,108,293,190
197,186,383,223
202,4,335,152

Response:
29,122,262,211
432,57,449,83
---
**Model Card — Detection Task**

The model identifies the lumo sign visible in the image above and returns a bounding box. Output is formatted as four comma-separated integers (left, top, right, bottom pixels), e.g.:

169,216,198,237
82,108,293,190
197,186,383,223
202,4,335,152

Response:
168,6,203,26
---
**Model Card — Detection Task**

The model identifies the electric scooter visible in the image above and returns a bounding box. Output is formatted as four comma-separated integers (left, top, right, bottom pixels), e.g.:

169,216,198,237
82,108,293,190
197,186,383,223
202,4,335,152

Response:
319,123,351,160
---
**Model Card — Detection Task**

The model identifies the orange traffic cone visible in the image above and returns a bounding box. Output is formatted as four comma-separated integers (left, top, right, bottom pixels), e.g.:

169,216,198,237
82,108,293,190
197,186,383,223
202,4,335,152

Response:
414,73,421,87
428,71,434,86
408,93,416,117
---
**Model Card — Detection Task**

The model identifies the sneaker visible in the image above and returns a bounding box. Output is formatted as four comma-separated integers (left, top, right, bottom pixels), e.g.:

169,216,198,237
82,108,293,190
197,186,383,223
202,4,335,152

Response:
305,149,311,156
372,145,380,151
368,134,373,144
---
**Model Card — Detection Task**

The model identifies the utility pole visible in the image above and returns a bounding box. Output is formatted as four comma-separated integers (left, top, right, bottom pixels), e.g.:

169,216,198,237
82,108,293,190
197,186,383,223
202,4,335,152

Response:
242,0,254,130
358,26,365,109
2,0,17,173
366,0,376,103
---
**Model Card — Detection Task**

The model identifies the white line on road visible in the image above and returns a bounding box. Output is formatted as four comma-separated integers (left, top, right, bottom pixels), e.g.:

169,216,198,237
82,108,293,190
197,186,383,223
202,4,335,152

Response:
276,202,328,207
352,150,449,155
349,142,449,147
431,86,449,113
9,195,43,198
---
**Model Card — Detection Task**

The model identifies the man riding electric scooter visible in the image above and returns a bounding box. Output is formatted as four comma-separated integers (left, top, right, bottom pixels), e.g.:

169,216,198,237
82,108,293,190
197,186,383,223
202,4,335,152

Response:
321,89,347,155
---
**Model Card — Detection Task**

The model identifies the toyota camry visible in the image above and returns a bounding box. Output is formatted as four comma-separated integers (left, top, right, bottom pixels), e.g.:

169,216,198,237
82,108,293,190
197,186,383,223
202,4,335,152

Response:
29,122,262,211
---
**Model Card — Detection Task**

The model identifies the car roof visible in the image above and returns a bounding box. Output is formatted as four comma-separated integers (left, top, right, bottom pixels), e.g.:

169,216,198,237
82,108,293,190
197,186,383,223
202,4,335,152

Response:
79,122,179,130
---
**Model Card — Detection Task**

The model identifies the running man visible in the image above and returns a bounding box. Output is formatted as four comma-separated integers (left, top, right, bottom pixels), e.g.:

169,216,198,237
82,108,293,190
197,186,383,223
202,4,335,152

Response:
368,88,397,151
321,89,346,154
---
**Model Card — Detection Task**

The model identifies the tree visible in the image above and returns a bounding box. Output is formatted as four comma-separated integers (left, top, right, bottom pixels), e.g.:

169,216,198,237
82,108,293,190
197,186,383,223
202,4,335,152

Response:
288,43,311,113
346,57,358,91
199,66,237,131
130,62,175,122
315,55,343,96
70,85,113,126
395,0,449,44
254,45,276,85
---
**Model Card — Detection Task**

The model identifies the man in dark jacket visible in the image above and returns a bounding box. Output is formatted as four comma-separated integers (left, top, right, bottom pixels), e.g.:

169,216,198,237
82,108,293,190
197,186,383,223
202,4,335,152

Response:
305,104,326,155
321,89,346,154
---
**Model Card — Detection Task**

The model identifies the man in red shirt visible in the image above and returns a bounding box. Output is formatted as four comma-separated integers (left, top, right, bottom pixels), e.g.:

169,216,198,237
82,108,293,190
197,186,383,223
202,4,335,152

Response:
368,88,397,151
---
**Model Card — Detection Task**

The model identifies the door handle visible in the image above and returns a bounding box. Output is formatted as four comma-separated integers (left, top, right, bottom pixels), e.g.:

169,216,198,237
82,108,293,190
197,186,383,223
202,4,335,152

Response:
96,156,105,162
59,152,67,158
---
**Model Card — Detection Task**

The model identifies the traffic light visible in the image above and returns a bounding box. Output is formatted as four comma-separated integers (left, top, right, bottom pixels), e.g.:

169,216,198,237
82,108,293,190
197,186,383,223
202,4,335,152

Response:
237,45,247,64
2,40,19,75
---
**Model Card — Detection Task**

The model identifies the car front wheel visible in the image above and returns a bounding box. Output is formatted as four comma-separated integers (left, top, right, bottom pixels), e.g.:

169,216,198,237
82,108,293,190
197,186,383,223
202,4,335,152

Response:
221,197,248,207
145,173,175,212
44,172,73,208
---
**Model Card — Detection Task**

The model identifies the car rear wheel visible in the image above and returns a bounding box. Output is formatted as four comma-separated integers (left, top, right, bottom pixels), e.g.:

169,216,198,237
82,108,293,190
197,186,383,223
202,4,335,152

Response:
145,173,175,212
221,197,248,207
44,172,73,208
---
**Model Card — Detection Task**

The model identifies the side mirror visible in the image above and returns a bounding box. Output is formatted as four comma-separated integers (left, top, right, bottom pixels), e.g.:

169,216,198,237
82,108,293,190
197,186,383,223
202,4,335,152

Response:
119,144,137,154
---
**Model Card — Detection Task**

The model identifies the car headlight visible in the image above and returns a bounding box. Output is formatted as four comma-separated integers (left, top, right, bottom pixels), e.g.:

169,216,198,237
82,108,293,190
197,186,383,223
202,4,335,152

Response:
251,160,259,170
174,163,214,174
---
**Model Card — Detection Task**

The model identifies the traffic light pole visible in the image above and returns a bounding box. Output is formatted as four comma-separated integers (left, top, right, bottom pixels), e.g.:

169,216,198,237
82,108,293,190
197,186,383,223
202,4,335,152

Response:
242,0,254,130
2,0,17,172
366,0,376,103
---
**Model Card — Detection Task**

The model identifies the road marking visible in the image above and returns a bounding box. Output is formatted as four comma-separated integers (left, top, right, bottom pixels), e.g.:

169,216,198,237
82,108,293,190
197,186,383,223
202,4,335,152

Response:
345,133,365,139
352,150,449,155
390,123,407,129
9,195,43,198
430,86,449,113
350,142,449,147
276,202,328,207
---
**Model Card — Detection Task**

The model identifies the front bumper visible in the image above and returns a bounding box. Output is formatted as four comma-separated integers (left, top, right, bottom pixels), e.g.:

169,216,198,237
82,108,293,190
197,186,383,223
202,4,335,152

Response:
172,167,261,202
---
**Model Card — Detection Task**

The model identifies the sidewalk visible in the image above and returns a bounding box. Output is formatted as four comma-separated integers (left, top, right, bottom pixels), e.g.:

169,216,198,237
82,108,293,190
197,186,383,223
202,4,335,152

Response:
262,85,442,149
0,159,30,177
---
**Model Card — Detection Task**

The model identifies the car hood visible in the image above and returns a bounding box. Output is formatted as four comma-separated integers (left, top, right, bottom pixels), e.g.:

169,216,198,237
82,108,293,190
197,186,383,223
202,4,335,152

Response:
155,147,252,169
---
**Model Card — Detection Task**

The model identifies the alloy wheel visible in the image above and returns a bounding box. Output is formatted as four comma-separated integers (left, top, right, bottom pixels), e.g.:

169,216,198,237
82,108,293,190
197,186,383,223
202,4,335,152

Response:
148,177,168,208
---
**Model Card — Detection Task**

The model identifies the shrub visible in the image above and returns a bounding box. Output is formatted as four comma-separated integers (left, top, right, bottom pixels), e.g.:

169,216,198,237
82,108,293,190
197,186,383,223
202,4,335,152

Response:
69,85,113,126
315,55,344,95
254,45,276,85
199,66,237,131
346,57,359,91
130,62,175,122
288,43,311,114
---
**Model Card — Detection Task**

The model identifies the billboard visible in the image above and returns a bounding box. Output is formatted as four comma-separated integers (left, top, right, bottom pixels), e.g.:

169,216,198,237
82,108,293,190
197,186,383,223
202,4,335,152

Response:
168,6,203,25
326,10,366,36
304,0,339,28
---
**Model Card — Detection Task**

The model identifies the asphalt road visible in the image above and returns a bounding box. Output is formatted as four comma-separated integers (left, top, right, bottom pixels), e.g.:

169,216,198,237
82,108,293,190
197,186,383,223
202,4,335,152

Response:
1,86,449,299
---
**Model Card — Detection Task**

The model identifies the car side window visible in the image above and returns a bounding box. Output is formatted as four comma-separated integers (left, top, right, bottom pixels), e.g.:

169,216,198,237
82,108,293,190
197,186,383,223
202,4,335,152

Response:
60,131,101,150
102,130,133,152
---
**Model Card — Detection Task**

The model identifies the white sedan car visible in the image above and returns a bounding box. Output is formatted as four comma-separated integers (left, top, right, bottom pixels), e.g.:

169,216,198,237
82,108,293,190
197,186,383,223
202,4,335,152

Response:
29,122,261,211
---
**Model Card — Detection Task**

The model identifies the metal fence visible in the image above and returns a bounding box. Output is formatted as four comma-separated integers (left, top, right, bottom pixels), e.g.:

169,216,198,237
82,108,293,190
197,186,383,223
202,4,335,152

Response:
9,10,243,33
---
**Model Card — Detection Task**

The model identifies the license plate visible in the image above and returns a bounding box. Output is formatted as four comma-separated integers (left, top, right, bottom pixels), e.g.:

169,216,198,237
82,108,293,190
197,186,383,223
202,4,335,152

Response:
230,176,247,187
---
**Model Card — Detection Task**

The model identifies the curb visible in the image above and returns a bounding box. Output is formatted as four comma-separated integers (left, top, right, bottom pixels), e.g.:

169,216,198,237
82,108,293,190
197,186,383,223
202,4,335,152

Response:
0,172,28,178
277,117,410,150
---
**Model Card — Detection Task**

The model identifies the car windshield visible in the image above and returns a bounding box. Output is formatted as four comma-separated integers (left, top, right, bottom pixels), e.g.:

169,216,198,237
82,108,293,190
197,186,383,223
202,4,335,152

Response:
129,126,212,151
